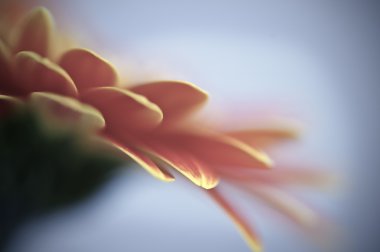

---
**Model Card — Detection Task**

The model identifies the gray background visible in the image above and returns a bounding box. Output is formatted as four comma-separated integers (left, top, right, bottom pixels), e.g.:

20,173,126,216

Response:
6,1,380,251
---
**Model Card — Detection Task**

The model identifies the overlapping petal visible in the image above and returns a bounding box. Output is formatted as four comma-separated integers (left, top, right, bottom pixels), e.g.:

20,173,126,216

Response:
13,7,53,57
60,48,118,91
131,81,208,123
140,139,219,189
103,137,175,182
164,131,272,169
81,87,163,135
14,51,77,96
29,92,105,130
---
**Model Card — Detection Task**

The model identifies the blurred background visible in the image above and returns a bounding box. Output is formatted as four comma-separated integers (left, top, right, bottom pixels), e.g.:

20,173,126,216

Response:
4,0,380,251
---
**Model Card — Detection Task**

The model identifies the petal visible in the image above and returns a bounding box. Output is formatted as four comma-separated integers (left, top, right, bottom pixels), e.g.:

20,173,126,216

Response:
208,189,262,252
0,94,22,116
59,48,118,91
0,39,12,90
29,92,105,130
81,87,163,135
226,126,299,149
167,131,272,169
141,139,219,189
14,51,77,96
219,167,337,189
101,136,175,182
130,81,208,123
244,183,318,228
13,7,53,56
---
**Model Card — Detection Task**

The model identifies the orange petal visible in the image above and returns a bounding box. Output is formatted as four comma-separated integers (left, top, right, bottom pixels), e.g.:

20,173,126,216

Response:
141,139,219,189
13,7,53,57
130,81,208,123
102,136,175,182
81,87,163,135
208,189,262,252
168,132,272,169
59,48,118,91
226,127,299,149
220,167,337,189
13,51,77,97
0,94,22,116
29,92,105,130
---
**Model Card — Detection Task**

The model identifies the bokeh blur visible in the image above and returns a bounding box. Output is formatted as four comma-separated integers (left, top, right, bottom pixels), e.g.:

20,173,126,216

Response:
4,1,380,252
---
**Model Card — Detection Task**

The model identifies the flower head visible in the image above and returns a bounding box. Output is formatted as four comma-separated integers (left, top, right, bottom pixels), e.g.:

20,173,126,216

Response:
0,6,335,251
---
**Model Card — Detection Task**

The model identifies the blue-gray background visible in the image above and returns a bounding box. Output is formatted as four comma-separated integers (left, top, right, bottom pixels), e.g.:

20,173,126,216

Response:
6,1,380,252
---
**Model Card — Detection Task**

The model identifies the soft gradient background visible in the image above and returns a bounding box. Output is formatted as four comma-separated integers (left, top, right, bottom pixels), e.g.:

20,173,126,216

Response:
6,1,380,252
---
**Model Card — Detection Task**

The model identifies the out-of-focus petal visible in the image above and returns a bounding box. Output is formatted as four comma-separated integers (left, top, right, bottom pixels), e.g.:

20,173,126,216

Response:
130,81,208,123
220,167,337,189
0,94,22,116
226,127,299,149
0,39,12,89
81,87,163,135
168,132,272,169
59,48,117,91
208,189,262,252
243,183,318,228
14,51,77,97
29,92,105,130
13,7,53,57
141,140,219,189
102,136,175,182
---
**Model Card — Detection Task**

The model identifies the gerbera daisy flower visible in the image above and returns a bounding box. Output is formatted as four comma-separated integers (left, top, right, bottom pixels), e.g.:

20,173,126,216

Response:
0,5,334,252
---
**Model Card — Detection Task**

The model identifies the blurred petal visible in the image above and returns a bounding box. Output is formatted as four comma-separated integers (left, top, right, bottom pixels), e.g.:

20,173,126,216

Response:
81,87,163,134
29,92,105,130
0,39,12,89
13,7,53,56
141,140,219,189
220,167,337,189
244,183,318,228
102,136,175,182
59,48,117,91
0,94,22,116
14,51,77,96
226,127,299,149
130,81,208,123
209,189,262,252
169,132,272,169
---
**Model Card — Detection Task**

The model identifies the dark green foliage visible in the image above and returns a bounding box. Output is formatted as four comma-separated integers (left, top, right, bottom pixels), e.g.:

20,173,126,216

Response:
0,108,125,250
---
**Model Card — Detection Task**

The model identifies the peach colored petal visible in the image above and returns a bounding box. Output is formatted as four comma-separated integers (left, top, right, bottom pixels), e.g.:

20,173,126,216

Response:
59,48,118,91
101,136,175,182
243,182,318,229
226,127,299,149
13,7,53,57
13,51,77,97
166,132,272,169
208,189,262,252
29,92,105,130
220,167,337,189
130,81,208,123
140,139,219,189
81,87,163,135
